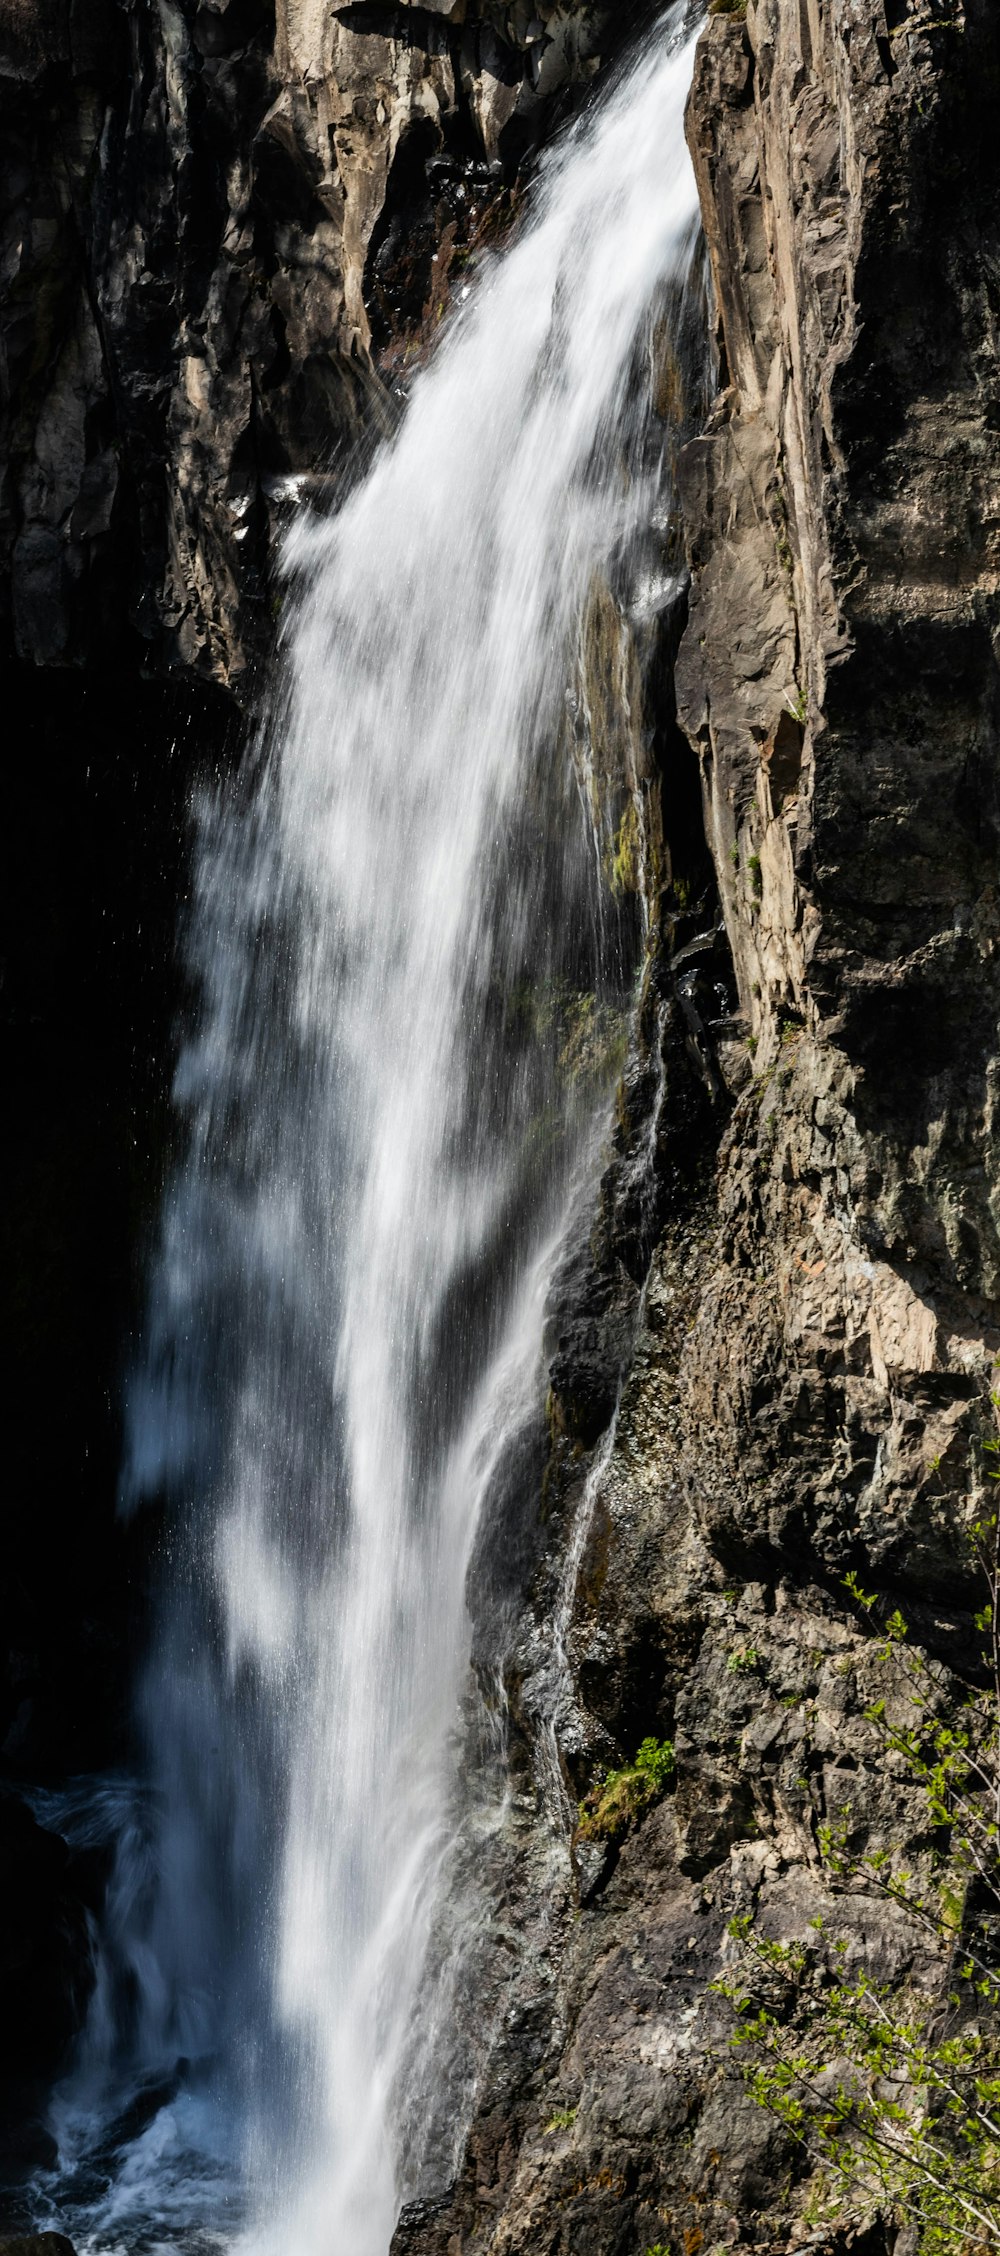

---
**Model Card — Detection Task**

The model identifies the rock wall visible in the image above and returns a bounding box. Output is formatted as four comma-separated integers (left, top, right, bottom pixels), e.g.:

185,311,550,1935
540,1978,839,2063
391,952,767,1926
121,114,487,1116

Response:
392,1,1000,2250
0,0,650,687
678,0,1000,1599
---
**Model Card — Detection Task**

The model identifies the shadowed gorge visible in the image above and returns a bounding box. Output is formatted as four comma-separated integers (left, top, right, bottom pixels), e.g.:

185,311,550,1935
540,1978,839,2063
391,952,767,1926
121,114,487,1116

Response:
2,1,1000,2253
6,15,708,2251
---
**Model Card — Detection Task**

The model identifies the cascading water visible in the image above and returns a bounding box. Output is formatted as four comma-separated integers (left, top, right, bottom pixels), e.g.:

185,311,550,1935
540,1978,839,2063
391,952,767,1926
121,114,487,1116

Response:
37,14,702,2254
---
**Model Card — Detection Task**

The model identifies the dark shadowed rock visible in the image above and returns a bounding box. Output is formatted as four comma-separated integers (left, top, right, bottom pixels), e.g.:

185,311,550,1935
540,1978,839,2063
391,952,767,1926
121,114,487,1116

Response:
0,1793,91,2178
0,0,663,690
0,2236,78,2256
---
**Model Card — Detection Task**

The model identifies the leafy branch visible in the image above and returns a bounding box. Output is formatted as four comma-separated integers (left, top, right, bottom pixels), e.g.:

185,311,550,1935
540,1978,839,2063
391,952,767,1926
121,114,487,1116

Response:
717,1397,1000,2251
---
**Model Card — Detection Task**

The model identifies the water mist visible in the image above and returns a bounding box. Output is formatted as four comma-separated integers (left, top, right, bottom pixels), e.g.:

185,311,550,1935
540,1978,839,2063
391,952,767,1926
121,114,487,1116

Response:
41,15,702,2253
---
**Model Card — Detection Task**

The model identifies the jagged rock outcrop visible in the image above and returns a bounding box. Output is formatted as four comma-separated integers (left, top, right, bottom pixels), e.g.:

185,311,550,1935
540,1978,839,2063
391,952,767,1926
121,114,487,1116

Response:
0,0,648,687
677,0,1000,1599
392,2,1000,2250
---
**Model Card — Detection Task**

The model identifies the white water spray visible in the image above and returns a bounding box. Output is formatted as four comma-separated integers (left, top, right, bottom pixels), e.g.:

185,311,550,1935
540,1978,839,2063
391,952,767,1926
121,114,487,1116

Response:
45,17,701,2254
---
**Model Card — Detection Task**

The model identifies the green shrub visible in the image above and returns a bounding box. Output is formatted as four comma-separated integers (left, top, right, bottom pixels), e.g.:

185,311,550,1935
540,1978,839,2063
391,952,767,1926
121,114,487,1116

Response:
543,2105,577,2134
719,1454,1000,2252
727,1643,761,1674
577,1735,675,1845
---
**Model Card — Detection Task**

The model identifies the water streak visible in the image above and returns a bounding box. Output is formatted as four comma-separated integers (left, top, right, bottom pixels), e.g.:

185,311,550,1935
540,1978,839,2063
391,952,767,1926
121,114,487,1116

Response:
45,17,702,2254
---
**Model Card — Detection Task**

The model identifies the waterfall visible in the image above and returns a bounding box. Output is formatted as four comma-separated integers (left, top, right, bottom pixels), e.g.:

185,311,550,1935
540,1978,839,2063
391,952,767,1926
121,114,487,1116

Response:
42,13,701,2253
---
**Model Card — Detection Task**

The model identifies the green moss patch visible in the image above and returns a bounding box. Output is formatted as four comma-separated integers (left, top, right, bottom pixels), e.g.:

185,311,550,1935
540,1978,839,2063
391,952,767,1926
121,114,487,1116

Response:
577,1735,676,1845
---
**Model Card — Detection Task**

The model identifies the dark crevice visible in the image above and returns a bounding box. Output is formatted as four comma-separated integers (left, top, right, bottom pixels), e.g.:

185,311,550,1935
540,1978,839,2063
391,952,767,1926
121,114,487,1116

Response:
1,662,241,1783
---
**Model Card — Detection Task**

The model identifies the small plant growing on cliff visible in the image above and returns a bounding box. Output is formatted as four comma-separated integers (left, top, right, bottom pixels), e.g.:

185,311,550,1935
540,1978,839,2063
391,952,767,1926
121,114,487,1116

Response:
726,1643,762,1674
786,685,808,725
708,0,747,18
719,1451,1000,2251
543,2104,577,2134
577,1735,675,1845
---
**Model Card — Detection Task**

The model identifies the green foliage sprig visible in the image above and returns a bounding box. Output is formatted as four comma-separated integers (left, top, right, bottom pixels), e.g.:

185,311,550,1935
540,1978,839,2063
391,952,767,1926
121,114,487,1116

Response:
727,1642,762,1675
577,1735,675,1846
723,1911,1000,2249
542,2104,577,2135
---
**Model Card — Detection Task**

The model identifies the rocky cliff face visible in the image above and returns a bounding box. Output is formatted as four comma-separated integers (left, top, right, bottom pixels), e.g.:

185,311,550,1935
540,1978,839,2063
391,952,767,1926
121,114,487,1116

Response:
0,0,649,687
678,0,1000,1602
2,0,1000,2241
390,2,1000,2250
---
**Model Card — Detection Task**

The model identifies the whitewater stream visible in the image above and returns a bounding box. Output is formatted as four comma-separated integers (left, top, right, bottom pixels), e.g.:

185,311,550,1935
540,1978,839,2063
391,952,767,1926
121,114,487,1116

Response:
32,13,702,2254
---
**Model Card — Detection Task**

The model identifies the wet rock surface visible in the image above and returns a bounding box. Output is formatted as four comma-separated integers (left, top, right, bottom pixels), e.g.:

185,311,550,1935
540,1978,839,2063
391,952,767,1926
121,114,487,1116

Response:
0,2237,78,2256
